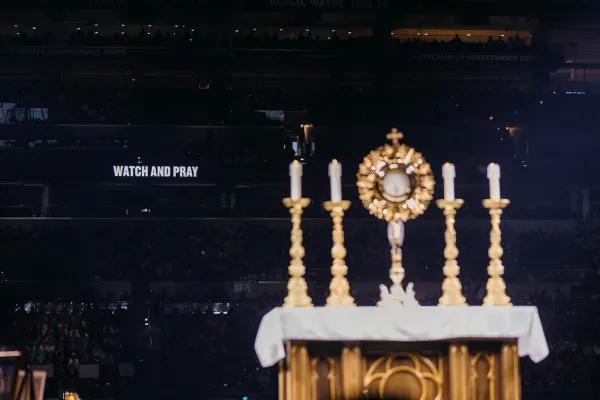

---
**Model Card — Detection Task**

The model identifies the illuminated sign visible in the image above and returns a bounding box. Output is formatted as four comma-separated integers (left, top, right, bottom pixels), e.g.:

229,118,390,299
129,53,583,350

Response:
268,0,387,8
113,165,199,178
411,54,540,62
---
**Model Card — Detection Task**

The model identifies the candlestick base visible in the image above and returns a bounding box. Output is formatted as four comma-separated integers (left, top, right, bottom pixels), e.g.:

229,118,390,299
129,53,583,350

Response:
282,197,313,308
323,200,355,307
436,199,467,307
482,198,512,307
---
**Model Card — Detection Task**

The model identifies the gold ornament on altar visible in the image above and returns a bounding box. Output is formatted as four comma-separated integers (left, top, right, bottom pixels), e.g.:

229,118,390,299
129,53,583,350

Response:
357,129,435,223
437,198,467,306
324,200,355,307
357,129,434,306
282,197,313,308
280,130,512,309
482,198,512,306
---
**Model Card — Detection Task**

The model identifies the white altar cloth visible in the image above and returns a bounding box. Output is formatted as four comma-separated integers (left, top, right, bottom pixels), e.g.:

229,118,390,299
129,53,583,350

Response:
255,306,548,368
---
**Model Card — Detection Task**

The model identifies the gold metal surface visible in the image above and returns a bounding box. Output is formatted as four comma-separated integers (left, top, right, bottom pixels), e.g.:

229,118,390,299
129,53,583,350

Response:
324,200,356,307
470,353,496,400
327,358,337,400
309,357,339,400
279,342,522,400
310,358,318,400
289,343,310,400
342,344,362,400
436,199,467,306
282,197,313,308
278,360,285,400
357,128,435,222
482,199,512,307
449,344,469,400
363,352,443,400
500,344,521,400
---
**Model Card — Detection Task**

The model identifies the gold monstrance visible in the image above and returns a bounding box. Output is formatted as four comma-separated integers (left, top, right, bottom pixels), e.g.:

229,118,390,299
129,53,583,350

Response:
357,129,435,305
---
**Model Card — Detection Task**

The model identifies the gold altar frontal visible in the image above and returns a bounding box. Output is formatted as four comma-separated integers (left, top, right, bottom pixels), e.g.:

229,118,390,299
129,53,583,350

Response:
278,339,520,400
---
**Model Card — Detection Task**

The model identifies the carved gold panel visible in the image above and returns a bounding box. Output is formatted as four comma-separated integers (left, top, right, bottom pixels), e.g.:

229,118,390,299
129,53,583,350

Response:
363,352,443,400
470,352,497,400
309,357,339,400
279,341,521,400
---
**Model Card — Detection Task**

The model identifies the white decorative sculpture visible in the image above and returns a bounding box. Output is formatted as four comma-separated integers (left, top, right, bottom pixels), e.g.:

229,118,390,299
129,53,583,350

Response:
378,282,420,307
378,220,420,307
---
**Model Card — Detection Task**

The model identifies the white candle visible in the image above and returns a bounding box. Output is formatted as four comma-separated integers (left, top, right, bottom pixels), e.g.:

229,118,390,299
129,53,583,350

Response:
328,160,342,202
487,163,501,201
289,161,302,200
442,163,455,201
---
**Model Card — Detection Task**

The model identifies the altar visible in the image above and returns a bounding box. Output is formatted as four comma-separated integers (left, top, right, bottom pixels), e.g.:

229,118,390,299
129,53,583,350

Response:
254,129,550,399
256,307,548,400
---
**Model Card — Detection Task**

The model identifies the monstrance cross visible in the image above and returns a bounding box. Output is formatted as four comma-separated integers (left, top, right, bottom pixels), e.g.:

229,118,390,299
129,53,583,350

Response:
386,128,404,145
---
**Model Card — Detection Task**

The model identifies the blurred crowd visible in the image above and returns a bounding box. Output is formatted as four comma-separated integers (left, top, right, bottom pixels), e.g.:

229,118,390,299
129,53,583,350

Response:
0,218,596,398
143,275,600,398
0,219,592,282
0,27,536,52
131,282,600,398
10,303,128,365
1,90,599,219
3,301,131,397
1,82,535,126
0,88,592,181
3,287,598,398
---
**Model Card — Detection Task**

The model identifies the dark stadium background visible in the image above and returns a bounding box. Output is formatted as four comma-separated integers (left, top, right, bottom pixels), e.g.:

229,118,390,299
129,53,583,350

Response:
0,0,599,398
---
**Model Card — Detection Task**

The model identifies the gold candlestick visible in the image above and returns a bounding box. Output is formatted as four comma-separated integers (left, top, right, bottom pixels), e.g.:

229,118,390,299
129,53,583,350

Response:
323,200,355,307
282,197,313,308
482,199,512,306
436,199,467,306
